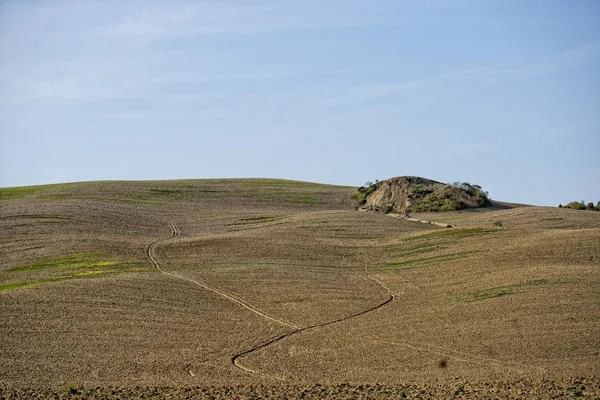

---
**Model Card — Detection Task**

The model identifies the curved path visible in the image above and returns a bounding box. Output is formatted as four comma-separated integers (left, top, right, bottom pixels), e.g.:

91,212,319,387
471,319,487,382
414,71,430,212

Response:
146,222,300,330
231,267,394,380
146,221,395,380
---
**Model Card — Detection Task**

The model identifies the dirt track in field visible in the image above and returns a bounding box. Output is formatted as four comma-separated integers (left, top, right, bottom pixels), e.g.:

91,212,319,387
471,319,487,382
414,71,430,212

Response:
147,220,396,381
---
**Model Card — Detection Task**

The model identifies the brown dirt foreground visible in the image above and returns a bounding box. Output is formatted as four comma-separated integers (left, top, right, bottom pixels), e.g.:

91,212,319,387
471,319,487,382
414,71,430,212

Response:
1,378,599,399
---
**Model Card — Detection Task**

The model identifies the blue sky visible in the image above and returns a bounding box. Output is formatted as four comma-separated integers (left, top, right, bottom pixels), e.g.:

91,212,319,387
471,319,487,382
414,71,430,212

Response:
1,0,599,206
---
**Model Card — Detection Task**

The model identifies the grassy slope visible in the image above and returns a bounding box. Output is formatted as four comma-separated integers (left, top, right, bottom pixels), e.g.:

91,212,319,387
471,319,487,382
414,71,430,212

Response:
1,179,599,395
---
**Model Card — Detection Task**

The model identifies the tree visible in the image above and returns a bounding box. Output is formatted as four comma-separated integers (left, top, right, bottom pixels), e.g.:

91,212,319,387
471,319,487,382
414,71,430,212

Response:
558,204,563,208
564,201,586,210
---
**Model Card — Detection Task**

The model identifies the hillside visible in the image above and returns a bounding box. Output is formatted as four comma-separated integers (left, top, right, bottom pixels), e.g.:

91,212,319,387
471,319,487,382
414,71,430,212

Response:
1,179,599,399
357,176,490,215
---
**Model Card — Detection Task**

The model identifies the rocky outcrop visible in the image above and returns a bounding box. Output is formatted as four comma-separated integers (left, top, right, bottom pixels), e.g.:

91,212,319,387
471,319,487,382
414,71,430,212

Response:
356,176,489,214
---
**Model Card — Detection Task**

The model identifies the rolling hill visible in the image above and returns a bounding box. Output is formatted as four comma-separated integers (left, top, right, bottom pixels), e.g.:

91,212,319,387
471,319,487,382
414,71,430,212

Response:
1,178,599,399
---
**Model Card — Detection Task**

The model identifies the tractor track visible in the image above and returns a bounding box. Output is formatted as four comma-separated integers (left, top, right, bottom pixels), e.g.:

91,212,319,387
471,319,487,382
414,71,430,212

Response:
146,221,395,381
146,222,300,330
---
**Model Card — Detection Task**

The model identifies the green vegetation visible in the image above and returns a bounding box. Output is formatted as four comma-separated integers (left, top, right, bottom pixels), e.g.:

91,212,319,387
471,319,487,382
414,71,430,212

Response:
354,178,490,212
235,216,281,224
380,251,479,271
456,279,550,302
1,253,150,292
7,253,108,273
455,384,465,394
405,227,498,241
412,182,490,212
355,181,380,205
561,201,600,211
0,281,47,292
380,227,497,272
67,385,80,395
0,185,45,200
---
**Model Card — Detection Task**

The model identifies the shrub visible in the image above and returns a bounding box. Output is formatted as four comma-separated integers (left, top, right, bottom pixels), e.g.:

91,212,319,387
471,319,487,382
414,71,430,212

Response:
67,385,80,395
355,181,379,205
493,220,502,227
564,201,586,210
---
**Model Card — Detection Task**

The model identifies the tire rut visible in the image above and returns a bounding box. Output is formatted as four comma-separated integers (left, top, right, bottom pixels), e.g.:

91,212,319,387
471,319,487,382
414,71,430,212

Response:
146,222,395,381
146,222,300,330
231,250,395,380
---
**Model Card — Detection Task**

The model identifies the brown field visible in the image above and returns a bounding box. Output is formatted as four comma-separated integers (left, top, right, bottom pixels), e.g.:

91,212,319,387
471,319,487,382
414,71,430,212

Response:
1,179,599,399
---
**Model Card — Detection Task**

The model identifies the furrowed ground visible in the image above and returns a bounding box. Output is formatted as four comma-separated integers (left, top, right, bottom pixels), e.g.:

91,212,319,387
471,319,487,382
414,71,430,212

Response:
1,179,599,399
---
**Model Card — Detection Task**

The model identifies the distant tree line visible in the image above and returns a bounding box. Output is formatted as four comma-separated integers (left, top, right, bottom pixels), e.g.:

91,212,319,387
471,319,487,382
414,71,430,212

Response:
558,201,600,211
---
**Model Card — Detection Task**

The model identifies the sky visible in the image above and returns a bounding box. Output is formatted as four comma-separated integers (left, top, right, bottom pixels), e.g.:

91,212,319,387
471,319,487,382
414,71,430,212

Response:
1,0,599,206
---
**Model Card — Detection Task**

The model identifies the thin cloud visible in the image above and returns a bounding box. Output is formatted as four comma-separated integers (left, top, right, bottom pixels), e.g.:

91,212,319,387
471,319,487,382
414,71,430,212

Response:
311,40,600,110
104,0,452,44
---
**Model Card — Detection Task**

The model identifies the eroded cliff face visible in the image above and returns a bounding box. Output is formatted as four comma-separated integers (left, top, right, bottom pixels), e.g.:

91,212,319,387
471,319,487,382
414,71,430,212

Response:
357,176,487,214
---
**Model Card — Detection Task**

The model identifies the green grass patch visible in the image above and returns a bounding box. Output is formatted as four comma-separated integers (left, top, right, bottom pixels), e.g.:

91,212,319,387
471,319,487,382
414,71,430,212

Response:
0,185,46,200
0,281,48,292
231,216,282,225
8,253,108,273
406,227,497,241
240,216,281,222
389,242,445,258
456,279,551,302
2,253,149,292
380,251,479,271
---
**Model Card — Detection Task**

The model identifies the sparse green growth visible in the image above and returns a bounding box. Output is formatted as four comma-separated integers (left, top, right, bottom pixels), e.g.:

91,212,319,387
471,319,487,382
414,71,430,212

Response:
457,279,550,302
405,227,497,241
455,384,465,394
236,216,281,224
0,185,45,200
2,253,149,292
0,281,48,292
380,251,479,271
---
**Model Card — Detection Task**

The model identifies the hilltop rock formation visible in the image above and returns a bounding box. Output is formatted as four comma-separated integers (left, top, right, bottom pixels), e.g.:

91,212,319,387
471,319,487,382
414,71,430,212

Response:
356,176,490,215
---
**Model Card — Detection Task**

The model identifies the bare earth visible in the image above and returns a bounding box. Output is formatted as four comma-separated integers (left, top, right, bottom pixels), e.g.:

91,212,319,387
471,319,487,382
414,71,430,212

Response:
1,179,599,398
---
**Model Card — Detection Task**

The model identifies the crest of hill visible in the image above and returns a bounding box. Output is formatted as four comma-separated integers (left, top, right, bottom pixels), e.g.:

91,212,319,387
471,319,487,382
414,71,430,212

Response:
356,176,490,214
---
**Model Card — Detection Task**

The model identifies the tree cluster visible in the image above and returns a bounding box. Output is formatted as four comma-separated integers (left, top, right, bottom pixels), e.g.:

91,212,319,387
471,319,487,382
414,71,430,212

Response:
558,201,600,211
